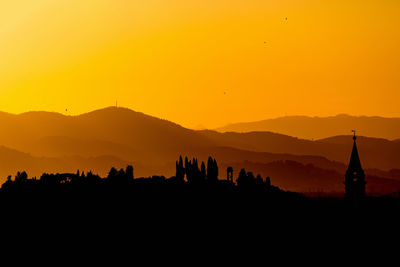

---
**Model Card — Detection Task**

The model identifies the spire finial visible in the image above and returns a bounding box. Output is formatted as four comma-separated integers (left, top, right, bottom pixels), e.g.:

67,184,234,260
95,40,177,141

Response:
352,130,356,140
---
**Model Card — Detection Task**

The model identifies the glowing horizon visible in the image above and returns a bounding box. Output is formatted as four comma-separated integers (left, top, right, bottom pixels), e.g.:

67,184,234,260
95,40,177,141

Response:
0,0,399,128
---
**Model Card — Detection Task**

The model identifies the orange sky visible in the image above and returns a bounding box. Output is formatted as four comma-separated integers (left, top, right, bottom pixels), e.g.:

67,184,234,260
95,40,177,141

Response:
0,0,399,128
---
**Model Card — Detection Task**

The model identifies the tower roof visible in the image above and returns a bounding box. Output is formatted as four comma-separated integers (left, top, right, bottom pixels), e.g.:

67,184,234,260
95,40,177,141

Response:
347,134,363,173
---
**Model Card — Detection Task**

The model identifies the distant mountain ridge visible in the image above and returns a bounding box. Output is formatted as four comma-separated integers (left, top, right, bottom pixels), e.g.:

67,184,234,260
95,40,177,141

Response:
215,114,400,140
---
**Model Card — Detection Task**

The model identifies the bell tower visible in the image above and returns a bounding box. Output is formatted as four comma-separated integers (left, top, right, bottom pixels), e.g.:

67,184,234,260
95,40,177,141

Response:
344,131,366,201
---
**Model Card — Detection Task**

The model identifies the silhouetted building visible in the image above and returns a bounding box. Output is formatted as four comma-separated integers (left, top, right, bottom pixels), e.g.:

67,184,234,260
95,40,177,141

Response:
344,132,366,202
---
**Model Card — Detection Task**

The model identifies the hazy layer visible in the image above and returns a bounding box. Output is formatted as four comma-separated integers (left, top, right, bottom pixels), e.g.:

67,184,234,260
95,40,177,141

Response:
0,0,399,128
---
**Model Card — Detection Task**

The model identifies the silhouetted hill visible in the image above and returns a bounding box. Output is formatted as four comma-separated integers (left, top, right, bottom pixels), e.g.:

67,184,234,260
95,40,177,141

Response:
216,114,400,140
0,107,212,155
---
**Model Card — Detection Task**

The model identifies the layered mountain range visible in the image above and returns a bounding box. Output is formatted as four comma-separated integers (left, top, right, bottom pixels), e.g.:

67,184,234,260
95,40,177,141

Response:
0,107,399,195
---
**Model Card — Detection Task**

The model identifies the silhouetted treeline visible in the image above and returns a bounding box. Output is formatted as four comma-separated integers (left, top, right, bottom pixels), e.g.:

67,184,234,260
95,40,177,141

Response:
0,156,304,209
1,156,278,193
175,156,218,183
1,156,399,215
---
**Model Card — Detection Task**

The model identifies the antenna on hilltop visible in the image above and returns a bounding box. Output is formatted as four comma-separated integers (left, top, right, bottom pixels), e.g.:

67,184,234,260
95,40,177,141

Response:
116,100,118,108
352,130,356,140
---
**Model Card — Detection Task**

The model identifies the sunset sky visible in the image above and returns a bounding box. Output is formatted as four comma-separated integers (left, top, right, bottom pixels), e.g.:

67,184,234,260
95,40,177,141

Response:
0,0,399,128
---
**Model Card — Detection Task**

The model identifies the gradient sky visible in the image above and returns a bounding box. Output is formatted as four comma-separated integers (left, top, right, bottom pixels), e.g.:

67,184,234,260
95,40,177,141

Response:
0,0,399,128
